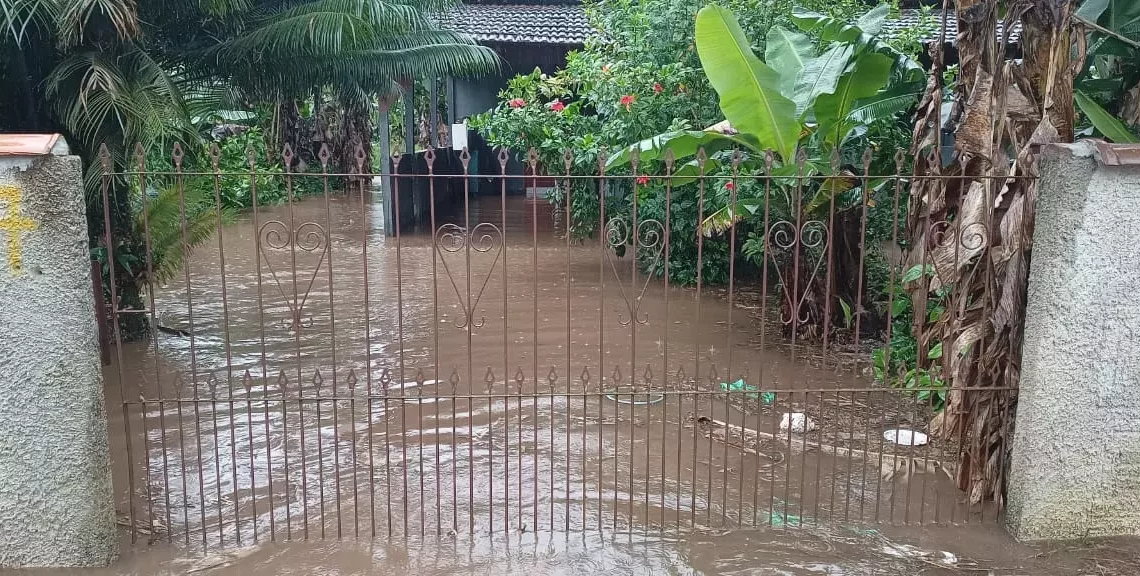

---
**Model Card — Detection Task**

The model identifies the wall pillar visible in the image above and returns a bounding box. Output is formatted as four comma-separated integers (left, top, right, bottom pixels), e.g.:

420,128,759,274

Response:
0,134,116,566
1007,141,1140,540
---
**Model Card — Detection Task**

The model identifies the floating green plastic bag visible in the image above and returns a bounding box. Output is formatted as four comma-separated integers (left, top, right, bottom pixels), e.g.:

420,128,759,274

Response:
719,379,775,404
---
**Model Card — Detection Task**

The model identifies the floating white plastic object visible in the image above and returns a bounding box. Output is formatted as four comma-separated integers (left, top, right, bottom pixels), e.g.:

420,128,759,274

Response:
883,429,929,446
779,412,817,433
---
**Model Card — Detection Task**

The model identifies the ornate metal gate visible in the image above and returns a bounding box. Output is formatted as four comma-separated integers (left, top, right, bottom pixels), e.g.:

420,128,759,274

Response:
98,141,1017,547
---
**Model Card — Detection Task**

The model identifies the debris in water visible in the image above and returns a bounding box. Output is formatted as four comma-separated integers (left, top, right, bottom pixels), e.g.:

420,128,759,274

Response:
718,378,775,404
883,428,929,446
779,412,817,433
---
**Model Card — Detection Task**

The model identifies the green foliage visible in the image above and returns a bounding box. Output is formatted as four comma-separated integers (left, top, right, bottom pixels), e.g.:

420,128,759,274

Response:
696,5,800,163
1074,0,1140,139
871,264,948,410
610,3,920,265
472,0,890,285
1075,90,1139,142
3,0,494,338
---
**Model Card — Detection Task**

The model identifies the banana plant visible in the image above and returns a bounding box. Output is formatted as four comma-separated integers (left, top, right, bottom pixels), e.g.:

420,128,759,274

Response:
607,3,922,230
1073,0,1140,142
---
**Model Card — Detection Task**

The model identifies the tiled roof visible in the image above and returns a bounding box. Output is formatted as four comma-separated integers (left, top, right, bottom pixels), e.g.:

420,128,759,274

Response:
443,4,591,45
440,6,1020,47
882,9,1022,44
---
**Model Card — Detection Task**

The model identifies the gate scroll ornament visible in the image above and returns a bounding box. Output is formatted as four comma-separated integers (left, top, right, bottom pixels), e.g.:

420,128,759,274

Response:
434,222,504,330
258,144,330,331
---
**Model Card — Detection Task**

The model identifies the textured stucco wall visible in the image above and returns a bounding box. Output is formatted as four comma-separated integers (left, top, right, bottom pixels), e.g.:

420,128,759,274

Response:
1006,142,1140,541
0,151,117,566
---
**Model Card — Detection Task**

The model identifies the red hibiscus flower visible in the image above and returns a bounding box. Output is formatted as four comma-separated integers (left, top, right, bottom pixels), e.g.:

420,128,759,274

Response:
508,98,526,108
549,100,565,112
653,82,664,94
636,175,649,185
725,181,736,192
620,94,636,111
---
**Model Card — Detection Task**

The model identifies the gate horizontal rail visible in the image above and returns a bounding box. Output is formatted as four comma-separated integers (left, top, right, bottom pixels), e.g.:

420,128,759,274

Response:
97,142,1023,547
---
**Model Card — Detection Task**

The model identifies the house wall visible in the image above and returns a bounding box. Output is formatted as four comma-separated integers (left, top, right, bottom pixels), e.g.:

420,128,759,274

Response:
451,42,576,196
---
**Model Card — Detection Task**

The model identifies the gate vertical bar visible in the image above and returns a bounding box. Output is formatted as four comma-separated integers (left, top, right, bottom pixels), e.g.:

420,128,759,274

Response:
627,151,640,532
208,143,241,544
563,149,573,532
98,145,136,542
529,149,540,532
659,151,674,531
428,148,442,535
690,149,706,529
596,153,607,530
499,149,511,534
133,144,168,542
282,145,311,540
249,144,278,540
725,150,739,527
392,151,408,537
361,140,376,538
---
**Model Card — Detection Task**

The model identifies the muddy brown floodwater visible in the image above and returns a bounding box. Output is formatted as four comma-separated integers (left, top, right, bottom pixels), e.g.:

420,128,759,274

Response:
45,192,1138,575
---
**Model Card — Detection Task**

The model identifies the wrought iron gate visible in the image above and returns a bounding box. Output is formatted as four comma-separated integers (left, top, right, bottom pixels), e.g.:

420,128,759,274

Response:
98,142,1018,547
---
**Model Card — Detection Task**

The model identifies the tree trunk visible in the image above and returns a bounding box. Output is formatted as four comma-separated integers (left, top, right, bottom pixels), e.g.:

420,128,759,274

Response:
907,0,1075,505
334,96,373,187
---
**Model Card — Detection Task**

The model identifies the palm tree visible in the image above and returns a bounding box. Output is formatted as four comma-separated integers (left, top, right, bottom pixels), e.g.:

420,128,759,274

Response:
1,0,497,338
177,0,498,173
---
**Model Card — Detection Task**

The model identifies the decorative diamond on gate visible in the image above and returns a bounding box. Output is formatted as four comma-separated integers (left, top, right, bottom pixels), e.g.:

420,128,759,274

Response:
547,366,559,387
173,372,186,396
346,370,359,396
275,371,289,394
611,365,623,386
484,367,496,392
642,365,654,387
206,373,220,399
312,369,325,397
318,143,331,168
707,364,719,384
242,370,254,393
379,368,392,387
579,366,592,388
449,368,461,390
676,366,687,386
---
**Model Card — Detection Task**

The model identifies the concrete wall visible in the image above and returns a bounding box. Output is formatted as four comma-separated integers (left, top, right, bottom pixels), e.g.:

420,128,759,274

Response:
1007,141,1140,541
0,143,117,566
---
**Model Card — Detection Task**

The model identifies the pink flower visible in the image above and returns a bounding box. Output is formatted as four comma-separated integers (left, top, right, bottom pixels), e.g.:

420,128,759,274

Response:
636,175,649,185
725,181,736,192
620,94,635,111
508,98,526,108
549,100,565,112
602,64,612,74
653,82,664,94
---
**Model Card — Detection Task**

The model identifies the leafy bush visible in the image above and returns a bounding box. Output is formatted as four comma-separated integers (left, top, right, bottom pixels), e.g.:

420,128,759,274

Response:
471,0,868,285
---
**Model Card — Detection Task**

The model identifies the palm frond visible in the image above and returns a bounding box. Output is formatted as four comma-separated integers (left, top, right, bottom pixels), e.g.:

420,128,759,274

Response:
198,0,253,17
139,182,231,286
46,48,194,152
1,0,57,44
58,0,140,47
847,83,923,124
218,11,378,56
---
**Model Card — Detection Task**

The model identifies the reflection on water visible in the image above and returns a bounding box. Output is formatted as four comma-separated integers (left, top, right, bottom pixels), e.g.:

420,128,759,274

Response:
90,192,1133,574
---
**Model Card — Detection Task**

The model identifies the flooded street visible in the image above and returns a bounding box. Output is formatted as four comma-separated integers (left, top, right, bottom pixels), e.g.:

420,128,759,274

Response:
81,191,1136,574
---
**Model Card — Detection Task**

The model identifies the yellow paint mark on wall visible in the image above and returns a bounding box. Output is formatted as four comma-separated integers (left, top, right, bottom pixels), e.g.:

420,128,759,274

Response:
0,184,37,274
